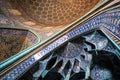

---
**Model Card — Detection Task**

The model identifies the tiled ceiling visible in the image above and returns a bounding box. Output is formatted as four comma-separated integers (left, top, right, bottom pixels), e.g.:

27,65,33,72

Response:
17,0,100,26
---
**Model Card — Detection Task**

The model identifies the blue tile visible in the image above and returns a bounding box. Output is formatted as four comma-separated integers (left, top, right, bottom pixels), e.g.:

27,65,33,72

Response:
2,8,120,80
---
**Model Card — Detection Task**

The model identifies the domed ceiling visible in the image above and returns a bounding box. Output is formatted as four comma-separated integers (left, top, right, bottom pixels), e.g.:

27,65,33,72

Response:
17,0,100,26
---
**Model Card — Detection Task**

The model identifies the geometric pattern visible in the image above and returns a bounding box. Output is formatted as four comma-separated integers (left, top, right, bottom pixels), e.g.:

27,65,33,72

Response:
91,66,112,80
1,5,120,80
32,30,111,80
0,14,14,27
0,28,39,66
33,36,93,80
17,0,100,26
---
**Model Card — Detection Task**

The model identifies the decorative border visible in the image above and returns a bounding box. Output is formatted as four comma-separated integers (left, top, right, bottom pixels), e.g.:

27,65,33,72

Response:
1,7,120,80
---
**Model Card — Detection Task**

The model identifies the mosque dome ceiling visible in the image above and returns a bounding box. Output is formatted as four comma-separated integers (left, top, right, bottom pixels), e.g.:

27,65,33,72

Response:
17,0,100,26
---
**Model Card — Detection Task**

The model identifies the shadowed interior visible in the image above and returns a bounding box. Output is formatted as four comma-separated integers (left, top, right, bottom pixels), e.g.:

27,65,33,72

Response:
18,30,120,80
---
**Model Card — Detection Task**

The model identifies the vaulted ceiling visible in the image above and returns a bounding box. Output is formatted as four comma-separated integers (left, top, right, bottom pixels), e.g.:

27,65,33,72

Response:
17,0,101,26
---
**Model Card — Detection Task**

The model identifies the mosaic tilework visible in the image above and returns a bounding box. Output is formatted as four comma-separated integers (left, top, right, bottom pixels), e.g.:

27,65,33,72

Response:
0,29,39,62
83,31,108,50
98,10,120,40
67,10,120,40
32,35,93,80
91,66,112,80
17,0,100,26
0,14,14,27
1,57,36,80
1,7,120,80
19,30,118,80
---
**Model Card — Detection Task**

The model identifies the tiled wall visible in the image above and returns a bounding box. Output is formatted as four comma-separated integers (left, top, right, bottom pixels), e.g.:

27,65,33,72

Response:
1,7,120,80
0,14,14,27
0,28,38,62
99,10,120,39
67,9,120,40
